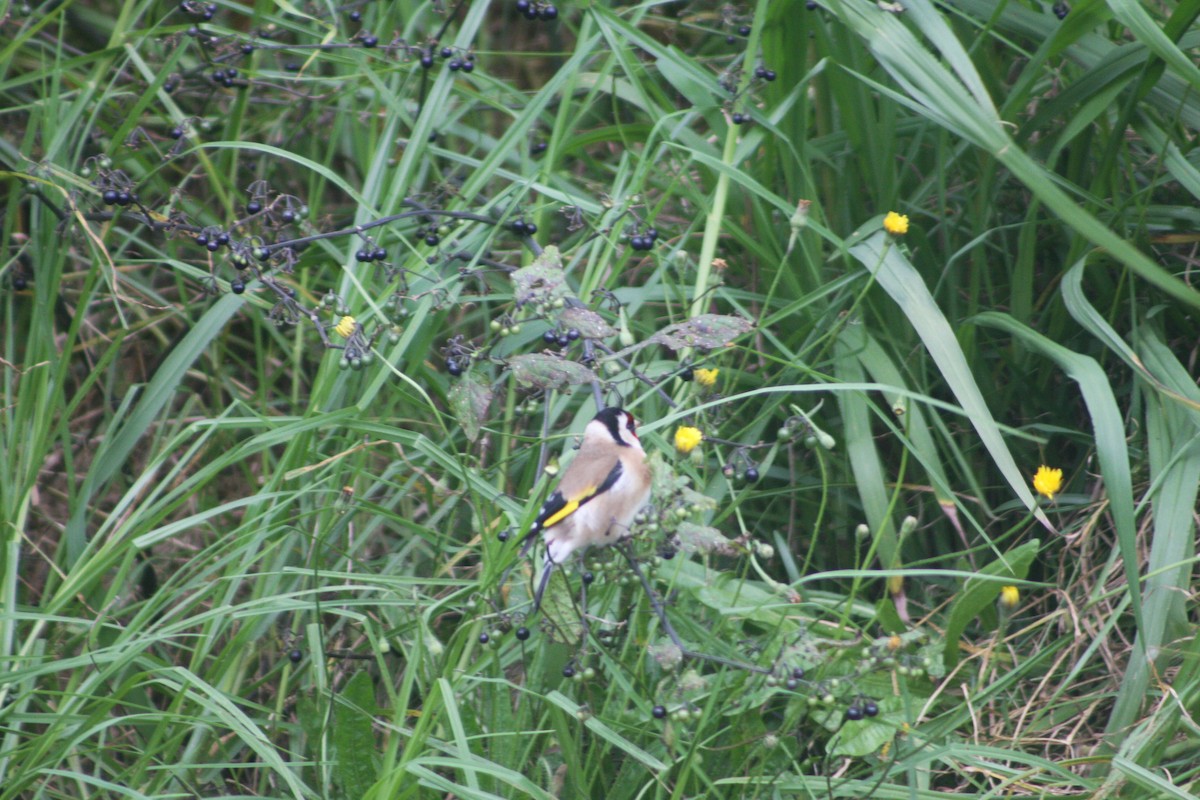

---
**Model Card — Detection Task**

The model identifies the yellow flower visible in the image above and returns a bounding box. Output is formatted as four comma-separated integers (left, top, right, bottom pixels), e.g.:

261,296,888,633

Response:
883,211,909,236
694,368,719,388
1032,465,1063,499
999,585,1020,609
334,315,357,338
673,426,703,454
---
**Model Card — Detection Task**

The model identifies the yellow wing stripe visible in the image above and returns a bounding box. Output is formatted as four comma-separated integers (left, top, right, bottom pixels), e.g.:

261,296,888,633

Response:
541,491,592,529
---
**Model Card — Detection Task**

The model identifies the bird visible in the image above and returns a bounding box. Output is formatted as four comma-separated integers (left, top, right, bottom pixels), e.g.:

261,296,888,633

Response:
521,407,653,611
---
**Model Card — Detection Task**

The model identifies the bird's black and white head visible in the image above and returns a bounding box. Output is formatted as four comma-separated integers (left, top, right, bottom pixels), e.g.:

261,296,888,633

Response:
588,407,641,449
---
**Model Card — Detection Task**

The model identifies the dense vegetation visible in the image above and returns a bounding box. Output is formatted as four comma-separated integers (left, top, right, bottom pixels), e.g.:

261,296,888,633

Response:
3,0,1199,797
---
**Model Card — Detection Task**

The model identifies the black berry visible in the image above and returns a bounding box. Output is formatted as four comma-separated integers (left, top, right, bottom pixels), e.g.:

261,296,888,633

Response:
543,329,559,344
792,667,805,680
446,358,463,377
420,53,434,68
169,127,184,139
349,9,361,21
540,4,558,20
12,275,28,290
372,247,387,261
460,61,474,73
424,233,440,246
863,700,879,717
845,705,864,721
361,34,378,48
679,366,694,381
745,467,760,482
247,200,263,214
582,571,594,585
652,705,667,719
478,632,490,644
230,279,246,294
515,626,530,641
102,189,119,205
289,649,302,663
562,665,576,678
281,209,296,223
440,46,454,58
355,249,371,263
115,191,132,206
737,24,751,36
566,328,580,341
448,59,461,71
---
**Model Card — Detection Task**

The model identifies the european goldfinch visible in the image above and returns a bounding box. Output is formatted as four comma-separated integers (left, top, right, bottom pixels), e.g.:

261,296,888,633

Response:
524,407,652,609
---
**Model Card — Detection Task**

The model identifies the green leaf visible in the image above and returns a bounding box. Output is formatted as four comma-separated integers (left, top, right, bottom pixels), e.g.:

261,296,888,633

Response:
848,232,1054,532
334,671,378,800
942,540,1040,670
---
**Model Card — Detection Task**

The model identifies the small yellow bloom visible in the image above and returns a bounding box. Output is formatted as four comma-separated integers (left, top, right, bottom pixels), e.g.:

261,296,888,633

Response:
883,211,909,236
673,426,704,454
694,368,719,388
999,585,1020,609
334,315,357,338
1032,465,1063,499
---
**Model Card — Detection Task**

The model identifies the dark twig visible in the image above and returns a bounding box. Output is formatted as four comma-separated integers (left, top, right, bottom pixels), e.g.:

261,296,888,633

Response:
615,542,770,674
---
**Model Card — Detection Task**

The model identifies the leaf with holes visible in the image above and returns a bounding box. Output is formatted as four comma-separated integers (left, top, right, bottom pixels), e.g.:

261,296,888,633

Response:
511,245,573,307
650,314,753,351
675,522,736,556
559,306,616,339
449,373,492,442
508,353,597,390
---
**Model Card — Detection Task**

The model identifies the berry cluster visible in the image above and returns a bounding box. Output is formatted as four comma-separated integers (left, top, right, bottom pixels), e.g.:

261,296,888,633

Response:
354,245,388,263
210,67,239,88
542,326,582,348
179,0,217,21
723,23,752,45
627,226,658,251
515,0,558,21
511,218,538,236
442,335,476,377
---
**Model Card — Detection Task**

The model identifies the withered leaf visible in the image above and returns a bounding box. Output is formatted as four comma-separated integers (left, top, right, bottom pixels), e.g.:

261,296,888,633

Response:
507,353,597,390
510,245,573,307
649,314,753,351
449,373,493,442
558,306,617,339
